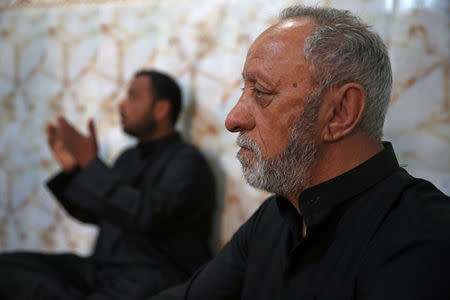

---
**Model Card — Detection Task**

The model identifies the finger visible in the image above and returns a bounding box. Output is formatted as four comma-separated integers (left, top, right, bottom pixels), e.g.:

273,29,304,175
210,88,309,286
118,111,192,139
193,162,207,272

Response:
57,116,79,139
88,119,97,145
57,115,70,129
57,116,76,148
46,123,57,143
55,114,65,129
56,117,68,143
45,122,53,136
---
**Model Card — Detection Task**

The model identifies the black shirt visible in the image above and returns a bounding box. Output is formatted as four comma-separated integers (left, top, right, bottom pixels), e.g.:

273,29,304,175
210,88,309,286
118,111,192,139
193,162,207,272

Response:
47,133,216,276
153,142,450,300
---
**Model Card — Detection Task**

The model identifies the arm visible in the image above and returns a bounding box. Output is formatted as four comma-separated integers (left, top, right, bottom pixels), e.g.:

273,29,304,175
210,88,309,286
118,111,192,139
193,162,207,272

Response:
357,181,450,300
151,220,248,300
152,199,273,300
54,146,215,234
46,168,99,224
45,118,99,223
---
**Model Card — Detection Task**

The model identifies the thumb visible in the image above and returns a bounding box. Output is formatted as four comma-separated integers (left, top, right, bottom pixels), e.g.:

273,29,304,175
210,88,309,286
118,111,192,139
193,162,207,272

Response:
45,122,56,146
88,119,98,147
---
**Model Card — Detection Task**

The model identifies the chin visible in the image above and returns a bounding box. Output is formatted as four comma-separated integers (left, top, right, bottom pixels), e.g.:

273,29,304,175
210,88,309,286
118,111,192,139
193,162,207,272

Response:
122,127,137,137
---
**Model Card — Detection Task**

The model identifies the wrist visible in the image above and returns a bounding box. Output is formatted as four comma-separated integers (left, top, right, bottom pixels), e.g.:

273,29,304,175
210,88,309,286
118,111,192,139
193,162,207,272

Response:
62,165,80,174
79,155,96,168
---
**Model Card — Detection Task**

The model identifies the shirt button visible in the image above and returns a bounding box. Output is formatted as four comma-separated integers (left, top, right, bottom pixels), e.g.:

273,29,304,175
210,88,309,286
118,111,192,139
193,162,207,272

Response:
309,196,320,205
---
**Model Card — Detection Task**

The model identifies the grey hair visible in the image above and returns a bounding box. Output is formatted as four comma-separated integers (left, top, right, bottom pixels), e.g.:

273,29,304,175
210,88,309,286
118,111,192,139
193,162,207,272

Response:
280,6,392,140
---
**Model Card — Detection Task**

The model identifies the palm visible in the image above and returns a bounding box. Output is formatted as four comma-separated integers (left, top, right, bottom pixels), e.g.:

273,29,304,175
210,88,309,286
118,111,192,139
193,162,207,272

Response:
46,123,77,172
57,117,98,168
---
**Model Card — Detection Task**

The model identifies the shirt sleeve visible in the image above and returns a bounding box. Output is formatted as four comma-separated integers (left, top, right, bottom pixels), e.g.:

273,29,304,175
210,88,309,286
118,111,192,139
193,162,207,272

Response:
356,239,450,300
46,167,99,224
152,199,273,300
151,225,248,300
46,147,215,234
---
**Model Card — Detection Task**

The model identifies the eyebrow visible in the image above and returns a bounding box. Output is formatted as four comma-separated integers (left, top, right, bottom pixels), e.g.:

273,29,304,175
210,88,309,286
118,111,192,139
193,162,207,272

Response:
242,71,274,87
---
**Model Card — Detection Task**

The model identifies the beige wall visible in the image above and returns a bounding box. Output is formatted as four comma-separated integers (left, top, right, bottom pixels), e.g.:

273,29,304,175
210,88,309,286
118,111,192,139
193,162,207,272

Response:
0,0,448,254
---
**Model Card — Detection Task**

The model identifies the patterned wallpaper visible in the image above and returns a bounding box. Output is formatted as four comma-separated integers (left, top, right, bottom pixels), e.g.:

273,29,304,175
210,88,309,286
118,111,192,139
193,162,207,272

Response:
0,0,448,255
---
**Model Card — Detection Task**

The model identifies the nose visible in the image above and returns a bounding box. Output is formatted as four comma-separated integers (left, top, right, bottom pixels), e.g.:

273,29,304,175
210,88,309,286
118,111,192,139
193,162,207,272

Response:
225,93,255,133
118,97,126,112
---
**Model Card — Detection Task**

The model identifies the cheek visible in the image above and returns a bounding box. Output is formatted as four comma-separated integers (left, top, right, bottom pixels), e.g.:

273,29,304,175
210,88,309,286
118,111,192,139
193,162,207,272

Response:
130,110,145,123
129,102,149,119
137,105,154,123
254,115,292,158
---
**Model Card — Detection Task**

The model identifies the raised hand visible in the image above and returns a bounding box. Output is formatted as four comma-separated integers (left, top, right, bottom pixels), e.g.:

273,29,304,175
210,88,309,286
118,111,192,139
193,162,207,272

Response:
46,121,78,172
57,116,98,168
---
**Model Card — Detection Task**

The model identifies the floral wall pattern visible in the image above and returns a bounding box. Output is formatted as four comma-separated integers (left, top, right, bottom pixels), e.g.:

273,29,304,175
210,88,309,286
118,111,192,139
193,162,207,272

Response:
0,0,448,255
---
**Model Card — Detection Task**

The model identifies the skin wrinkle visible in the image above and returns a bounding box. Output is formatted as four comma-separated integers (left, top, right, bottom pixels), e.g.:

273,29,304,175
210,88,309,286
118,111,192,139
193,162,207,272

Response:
235,89,322,204
243,72,274,89
299,13,392,139
226,19,321,212
225,8,393,241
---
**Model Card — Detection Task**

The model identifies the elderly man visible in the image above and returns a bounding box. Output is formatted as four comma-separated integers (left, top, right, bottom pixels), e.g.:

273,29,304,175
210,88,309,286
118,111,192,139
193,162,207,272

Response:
153,5,450,300
0,70,216,299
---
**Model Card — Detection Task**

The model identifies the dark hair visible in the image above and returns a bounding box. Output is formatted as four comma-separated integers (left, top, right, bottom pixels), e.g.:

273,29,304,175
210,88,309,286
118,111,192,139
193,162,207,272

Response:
134,70,182,125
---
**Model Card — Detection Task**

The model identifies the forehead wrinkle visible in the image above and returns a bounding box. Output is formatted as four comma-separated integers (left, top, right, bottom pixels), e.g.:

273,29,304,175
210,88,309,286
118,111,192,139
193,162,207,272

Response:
243,69,279,88
248,36,309,89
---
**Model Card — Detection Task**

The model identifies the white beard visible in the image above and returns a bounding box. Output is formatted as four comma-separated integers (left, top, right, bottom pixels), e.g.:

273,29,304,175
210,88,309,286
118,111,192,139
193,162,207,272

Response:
236,93,322,197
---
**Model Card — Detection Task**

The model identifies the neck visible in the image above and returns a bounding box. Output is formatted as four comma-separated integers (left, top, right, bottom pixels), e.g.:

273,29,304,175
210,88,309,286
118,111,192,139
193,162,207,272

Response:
309,132,383,188
286,132,383,236
138,126,174,144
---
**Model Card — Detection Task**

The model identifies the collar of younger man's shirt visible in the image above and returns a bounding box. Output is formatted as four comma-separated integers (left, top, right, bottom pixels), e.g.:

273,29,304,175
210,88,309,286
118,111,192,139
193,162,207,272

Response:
276,142,400,238
137,132,180,158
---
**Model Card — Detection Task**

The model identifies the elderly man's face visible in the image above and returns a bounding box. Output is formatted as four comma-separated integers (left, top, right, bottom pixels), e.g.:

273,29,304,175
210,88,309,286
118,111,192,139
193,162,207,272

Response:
225,19,322,197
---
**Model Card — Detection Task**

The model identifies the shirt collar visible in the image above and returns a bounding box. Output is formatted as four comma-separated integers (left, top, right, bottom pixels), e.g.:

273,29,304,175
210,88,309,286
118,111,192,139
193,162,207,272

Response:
277,141,400,238
137,132,180,158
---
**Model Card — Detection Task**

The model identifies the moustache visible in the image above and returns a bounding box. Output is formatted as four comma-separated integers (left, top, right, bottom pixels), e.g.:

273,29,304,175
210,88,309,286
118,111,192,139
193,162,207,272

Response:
236,134,260,153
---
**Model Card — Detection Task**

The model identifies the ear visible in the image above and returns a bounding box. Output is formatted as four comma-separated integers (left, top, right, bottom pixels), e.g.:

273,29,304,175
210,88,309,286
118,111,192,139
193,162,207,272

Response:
321,83,366,142
152,99,171,122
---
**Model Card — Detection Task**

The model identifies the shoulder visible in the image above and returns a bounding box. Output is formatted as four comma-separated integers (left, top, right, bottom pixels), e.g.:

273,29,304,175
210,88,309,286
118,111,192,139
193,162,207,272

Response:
362,171,450,269
251,196,280,225
158,138,216,187
356,176,450,299
374,170,449,242
390,174,450,240
367,169,449,236
168,139,211,168
114,146,138,164
174,138,206,158
224,196,278,258
234,196,282,242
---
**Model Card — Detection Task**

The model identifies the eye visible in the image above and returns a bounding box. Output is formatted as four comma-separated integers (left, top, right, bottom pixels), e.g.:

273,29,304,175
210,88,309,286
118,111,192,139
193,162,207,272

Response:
251,87,273,108
240,86,272,107
251,87,267,98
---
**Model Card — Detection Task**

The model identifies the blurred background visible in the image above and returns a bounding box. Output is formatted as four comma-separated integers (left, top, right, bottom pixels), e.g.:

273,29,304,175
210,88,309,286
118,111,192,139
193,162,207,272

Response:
0,0,448,255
